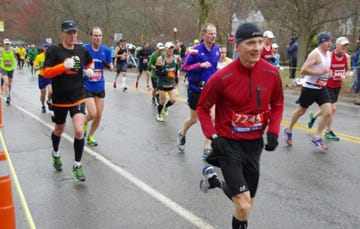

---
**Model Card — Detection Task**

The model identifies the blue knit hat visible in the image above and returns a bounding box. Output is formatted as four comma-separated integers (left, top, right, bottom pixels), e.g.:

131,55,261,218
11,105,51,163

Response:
317,32,331,45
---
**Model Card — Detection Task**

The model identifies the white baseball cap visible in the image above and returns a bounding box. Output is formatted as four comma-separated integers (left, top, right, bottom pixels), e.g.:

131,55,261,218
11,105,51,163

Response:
336,37,349,45
3,38,11,44
156,42,164,49
272,43,279,49
263,30,275,39
165,42,174,49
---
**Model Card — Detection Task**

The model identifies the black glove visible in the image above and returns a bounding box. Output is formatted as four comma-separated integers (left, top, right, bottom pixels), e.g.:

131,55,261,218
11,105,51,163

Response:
205,135,228,167
155,65,167,76
265,133,278,151
102,60,111,69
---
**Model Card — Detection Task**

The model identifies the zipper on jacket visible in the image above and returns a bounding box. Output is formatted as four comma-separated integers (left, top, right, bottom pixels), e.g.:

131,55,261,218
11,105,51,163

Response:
256,87,261,109
248,70,251,97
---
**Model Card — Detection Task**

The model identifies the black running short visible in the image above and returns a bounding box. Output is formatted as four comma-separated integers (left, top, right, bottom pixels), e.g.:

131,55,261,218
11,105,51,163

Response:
52,102,86,124
187,88,201,110
326,86,341,103
298,86,331,108
84,89,105,99
116,61,127,73
1,69,14,79
219,137,264,198
138,63,149,73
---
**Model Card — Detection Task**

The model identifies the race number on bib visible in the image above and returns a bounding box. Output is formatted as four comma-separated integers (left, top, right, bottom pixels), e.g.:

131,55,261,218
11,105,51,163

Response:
332,70,345,81
89,70,102,82
4,60,12,67
231,112,265,133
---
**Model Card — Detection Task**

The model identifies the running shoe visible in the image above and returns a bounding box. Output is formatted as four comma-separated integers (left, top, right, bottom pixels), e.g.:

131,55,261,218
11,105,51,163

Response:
46,100,52,111
122,87,127,92
52,154,62,171
307,111,316,129
135,81,139,89
310,136,328,150
156,114,164,122
6,97,10,106
202,148,212,161
41,105,46,113
83,124,87,138
113,82,117,88
199,165,218,193
283,128,293,146
87,135,98,146
72,165,86,182
324,130,340,141
152,98,157,106
162,107,168,117
177,130,186,152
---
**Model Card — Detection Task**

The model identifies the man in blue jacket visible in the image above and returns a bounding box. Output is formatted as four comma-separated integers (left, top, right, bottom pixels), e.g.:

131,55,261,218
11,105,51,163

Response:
352,35,360,105
287,35,298,79
177,23,220,157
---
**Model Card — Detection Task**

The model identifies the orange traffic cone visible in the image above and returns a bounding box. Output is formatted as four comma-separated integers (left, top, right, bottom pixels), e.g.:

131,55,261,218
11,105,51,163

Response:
0,151,16,229
0,98,3,128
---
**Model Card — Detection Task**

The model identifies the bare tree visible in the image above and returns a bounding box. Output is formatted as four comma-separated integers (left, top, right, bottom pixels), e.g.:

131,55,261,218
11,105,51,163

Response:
3,0,359,54
254,0,358,63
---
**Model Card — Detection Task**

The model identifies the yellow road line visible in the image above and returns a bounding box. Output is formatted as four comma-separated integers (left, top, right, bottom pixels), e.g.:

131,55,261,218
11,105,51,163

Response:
0,131,36,229
281,120,360,144
113,82,360,145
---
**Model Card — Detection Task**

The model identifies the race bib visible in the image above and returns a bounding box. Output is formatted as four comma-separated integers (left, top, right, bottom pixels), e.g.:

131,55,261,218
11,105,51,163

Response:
142,58,148,64
89,70,102,82
332,70,345,81
316,73,330,87
167,71,176,78
4,60,12,67
231,112,265,133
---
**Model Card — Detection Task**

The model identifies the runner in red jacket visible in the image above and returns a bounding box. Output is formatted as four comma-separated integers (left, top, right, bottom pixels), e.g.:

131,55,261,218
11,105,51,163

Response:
196,22,284,229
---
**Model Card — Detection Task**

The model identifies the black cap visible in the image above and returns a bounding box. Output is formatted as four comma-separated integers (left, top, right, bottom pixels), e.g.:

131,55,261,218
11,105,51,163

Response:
119,38,126,42
317,32,330,45
61,20,79,32
235,23,262,43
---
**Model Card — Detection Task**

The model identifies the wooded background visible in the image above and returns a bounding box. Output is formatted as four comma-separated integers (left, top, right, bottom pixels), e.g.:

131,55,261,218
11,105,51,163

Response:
1,0,359,64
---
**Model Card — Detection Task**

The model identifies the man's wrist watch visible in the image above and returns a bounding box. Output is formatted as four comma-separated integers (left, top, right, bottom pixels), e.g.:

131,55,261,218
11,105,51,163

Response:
211,134,218,140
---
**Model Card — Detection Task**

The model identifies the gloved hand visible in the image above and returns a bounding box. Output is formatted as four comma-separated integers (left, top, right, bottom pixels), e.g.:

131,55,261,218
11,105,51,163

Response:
265,133,278,151
72,56,81,71
211,136,228,155
64,57,75,69
84,68,94,77
64,56,81,71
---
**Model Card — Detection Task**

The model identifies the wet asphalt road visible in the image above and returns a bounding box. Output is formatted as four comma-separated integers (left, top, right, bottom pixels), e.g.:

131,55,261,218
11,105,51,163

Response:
1,67,359,229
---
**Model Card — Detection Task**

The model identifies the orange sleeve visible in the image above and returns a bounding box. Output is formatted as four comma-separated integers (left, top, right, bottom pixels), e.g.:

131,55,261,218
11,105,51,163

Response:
85,60,94,69
43,63,66,78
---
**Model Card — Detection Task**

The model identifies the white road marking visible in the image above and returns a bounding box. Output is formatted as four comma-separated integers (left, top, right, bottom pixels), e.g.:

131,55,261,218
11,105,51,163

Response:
11,102,215,229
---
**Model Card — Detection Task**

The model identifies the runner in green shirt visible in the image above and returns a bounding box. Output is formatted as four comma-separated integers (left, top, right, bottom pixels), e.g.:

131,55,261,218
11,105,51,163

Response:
148,42,165,106
155,42,178,122
1,38,16,105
